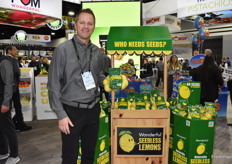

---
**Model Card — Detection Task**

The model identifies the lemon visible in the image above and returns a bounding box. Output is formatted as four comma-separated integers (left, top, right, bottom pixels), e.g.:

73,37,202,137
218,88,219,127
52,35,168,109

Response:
166,101,170,108
100,140,105,152
179,86,191,99
100,109,106,118
196,144,206,155
201,116,208,120
205,113,212,120
104,85,111,92
103,78,110,85
119,134,135,153
177,140,184,150
169,126,172,135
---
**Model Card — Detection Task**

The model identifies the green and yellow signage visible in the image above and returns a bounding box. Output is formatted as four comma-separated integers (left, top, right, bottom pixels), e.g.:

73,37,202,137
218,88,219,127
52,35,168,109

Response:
117,127,164,155
172,114,215,164
107,26,172,55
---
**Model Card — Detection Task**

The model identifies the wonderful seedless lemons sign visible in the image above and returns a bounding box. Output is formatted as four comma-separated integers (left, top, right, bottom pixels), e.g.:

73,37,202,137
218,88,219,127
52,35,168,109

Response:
117,127,164,155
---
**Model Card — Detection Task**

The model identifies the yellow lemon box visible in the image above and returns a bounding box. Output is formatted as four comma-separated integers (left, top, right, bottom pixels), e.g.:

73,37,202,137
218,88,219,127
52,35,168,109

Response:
172,114,215,164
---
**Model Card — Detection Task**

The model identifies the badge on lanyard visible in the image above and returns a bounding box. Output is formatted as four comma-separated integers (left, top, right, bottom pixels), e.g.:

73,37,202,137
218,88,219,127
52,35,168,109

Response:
81,71,96,90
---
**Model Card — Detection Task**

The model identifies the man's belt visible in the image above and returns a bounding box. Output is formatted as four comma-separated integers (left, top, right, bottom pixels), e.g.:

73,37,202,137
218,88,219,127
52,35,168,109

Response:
62,98,99,109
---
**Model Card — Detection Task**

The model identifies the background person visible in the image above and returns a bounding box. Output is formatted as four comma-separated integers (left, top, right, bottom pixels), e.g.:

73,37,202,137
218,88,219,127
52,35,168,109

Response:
192,55,223,105
167,55,182,99
204,49,218,66
17,57,24,68
48,9,105,164
0,46,20,164
140,58,153,79
28,56,40,76
127,58,137,78
41,57,49,72
193,50,199,56
226,57,231,68
219,57,228,72
155,56,164,88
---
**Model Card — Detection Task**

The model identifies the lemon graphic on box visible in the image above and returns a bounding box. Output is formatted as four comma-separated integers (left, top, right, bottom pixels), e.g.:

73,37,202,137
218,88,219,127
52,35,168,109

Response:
119,131,136,153
179,86,191,99
196,143,206,155
100,140,105,152
177,139,184,150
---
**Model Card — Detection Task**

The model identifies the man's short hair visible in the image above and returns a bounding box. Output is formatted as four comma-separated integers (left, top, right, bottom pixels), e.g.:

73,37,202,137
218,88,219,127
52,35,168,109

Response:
75,8,95,24
5,45,14,54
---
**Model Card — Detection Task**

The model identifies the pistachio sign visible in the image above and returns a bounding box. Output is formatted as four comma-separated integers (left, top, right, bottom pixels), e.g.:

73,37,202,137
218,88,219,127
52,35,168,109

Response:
178,0,232,18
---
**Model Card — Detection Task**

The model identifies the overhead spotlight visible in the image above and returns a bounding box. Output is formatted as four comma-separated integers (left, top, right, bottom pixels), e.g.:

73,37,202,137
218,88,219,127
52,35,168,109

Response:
51,32,55,35
68,11,75,16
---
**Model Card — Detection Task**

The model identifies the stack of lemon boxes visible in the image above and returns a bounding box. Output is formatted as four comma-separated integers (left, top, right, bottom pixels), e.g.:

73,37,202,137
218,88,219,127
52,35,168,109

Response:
171,81,216,164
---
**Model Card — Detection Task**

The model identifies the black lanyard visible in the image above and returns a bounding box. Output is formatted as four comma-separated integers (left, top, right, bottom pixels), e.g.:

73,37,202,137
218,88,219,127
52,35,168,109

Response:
72,38,92,73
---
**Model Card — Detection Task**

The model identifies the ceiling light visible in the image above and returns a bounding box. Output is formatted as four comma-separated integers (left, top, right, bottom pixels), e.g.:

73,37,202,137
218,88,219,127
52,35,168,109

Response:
68,11,75,16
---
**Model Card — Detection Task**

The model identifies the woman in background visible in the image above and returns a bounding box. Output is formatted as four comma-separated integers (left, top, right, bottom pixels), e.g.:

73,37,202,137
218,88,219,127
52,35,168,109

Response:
140,58,153,79
17,56,25,67
192,55,223,105
167,55,182,99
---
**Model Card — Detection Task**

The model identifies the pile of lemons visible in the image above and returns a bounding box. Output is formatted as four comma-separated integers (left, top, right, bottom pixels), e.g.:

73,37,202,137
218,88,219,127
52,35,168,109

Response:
170,99,216,120
103,75,128,92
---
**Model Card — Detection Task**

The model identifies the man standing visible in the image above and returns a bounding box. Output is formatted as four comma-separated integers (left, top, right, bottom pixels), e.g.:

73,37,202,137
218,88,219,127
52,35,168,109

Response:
226,57,231,68
28,56,40,76
0,46,20,164
155,57,164,88
48,9,105,164
204,49,218,66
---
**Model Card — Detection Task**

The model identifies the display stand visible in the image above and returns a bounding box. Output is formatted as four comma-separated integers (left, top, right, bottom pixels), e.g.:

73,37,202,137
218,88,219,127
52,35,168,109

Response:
12,67,34,121
35,75,57,120
107,26,172,164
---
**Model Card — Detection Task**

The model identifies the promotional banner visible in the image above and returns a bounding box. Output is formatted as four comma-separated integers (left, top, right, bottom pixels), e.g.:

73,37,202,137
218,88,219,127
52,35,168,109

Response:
189,54,206,68
144,16,164,26
178,0,232,18
27,34,51,43
144,15,181,32
0,0,61,28
35,76,57,120
117,127,164,155
172,33,192,44
0,0,62,18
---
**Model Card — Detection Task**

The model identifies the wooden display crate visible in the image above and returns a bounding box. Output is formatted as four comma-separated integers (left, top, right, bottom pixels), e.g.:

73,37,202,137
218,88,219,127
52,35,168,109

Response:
111,109,170,164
